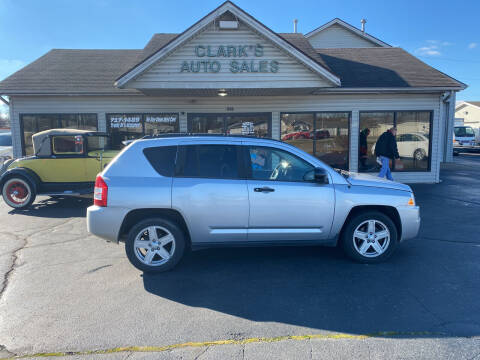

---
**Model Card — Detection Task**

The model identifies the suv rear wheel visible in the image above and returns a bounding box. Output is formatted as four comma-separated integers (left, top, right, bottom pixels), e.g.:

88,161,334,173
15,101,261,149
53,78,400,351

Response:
125,218,186,273
341,211,398,263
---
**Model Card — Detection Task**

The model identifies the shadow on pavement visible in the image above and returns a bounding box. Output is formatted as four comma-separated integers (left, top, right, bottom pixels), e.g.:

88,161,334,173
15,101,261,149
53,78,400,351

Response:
143,239,479,338
7,196,91,218
144,156,480,338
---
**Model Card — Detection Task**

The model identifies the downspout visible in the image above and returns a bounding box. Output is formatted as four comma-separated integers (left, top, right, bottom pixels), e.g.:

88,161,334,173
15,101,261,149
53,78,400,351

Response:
442,90,454,162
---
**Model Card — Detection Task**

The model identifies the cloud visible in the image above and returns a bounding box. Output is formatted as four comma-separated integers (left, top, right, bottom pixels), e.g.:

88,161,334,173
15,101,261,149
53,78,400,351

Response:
0,59,26,81
468,42,478,49
416,45,441,56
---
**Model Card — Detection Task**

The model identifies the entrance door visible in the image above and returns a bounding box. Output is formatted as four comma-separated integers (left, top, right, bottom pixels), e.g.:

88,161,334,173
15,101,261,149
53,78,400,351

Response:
244,144,335,242
187,113,271,138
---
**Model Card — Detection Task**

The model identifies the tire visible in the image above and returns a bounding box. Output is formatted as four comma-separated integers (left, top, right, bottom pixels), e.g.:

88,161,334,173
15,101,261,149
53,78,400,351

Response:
341,211,398,263
125,217,186,273
2,176,36,209
413,149,426,161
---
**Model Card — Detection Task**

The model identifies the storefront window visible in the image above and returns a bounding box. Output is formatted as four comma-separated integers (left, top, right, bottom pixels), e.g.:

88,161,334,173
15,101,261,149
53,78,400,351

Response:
358,112,394,172
396,112,431,171
188,115,223,134
188,113,271,137
144,114,179,136
315,113,349,170
108,113,179,149
281,112,349,170
359,111,431,172
109,114,143,150
21,114,98,156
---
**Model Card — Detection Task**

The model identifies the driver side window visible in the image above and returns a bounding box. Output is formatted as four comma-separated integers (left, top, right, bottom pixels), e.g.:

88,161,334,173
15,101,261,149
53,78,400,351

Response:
247,146,314,182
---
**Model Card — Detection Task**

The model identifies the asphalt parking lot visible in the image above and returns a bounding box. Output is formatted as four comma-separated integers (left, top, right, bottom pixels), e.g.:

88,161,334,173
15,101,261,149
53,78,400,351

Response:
0,154,479,359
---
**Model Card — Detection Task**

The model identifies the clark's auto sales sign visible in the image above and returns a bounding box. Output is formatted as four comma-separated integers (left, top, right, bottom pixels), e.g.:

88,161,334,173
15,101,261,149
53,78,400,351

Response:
180,44,279,73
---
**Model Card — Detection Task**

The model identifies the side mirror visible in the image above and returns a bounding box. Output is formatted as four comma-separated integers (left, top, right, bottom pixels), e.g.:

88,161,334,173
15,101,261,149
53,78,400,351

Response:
314,167,329,184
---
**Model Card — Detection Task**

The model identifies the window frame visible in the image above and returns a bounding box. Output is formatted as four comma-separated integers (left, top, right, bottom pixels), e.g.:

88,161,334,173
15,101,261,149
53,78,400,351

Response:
50,135,86,157
175,144,246,180
107,113,180,149
187,112,272,138
359,110,433,173
280,111,351,170
243,145,318,184
20,113,98,156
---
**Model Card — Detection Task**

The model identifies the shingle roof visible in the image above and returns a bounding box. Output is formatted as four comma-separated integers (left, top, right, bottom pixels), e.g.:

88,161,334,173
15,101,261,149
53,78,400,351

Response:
315,47,465,88
0,49,142,94
0,34,466,95
137,33,178,64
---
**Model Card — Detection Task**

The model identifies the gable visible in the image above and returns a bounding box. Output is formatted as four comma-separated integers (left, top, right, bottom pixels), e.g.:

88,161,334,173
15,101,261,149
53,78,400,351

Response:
126,21,334,90
307,23,382,48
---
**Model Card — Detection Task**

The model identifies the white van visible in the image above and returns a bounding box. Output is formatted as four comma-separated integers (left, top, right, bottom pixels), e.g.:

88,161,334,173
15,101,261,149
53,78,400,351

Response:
453,126,476,148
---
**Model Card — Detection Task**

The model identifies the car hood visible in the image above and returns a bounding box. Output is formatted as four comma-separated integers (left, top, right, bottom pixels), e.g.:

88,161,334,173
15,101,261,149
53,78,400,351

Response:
346,172,412,192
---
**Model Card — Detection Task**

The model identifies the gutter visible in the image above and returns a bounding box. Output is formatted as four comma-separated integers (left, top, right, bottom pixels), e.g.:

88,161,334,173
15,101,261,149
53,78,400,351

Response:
0,96,9,106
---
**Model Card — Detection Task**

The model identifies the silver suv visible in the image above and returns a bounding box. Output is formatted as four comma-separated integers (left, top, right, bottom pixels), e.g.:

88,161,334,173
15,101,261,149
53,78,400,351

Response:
87,135,420,273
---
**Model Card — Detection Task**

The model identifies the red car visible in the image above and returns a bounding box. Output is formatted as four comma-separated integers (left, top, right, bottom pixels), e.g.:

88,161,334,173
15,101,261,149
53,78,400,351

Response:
281,131,311,141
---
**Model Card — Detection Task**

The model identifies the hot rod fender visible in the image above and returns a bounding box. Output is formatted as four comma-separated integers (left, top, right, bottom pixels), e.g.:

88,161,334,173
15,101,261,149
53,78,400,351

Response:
0,167,41,193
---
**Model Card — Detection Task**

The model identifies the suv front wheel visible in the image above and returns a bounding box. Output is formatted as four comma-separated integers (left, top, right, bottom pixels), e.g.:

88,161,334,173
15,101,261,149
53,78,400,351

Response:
125,218,186,273
341,211,398,263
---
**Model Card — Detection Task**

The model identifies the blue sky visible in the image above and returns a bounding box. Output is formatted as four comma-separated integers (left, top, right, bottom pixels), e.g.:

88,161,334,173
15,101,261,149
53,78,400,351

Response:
0,0,479,115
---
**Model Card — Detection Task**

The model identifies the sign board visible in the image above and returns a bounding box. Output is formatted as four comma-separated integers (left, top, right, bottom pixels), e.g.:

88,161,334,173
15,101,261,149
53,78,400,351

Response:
180,44,279,73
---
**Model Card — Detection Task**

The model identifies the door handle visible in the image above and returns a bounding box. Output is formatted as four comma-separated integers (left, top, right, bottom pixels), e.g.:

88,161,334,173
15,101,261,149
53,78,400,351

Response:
254,187,275,193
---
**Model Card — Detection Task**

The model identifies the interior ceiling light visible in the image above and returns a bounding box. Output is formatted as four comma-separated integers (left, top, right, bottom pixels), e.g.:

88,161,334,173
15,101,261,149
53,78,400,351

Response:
218,89,228,97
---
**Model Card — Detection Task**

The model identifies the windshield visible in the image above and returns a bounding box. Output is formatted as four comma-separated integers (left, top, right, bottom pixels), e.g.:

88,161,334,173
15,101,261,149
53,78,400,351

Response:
454,127,475,137
0,133,12,146
87,135,110,151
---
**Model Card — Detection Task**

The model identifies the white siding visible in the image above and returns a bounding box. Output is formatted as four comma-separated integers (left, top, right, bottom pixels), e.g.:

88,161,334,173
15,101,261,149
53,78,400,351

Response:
11,92,442,183
128,22,331,89
307,24,381,49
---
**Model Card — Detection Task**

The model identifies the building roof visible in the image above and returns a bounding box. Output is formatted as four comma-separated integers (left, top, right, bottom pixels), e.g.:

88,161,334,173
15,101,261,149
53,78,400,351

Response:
305,18,391,48
0,49,142,95
456,101,480,110
0,19,466,95
315,48,466,89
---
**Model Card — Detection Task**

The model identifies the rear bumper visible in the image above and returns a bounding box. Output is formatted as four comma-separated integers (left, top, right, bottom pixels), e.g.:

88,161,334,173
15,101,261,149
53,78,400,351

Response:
397,205,421,241
87,205,130,243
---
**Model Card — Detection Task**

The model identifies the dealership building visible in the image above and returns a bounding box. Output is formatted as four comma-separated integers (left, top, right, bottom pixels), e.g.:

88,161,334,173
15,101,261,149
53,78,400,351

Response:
0,1,466,183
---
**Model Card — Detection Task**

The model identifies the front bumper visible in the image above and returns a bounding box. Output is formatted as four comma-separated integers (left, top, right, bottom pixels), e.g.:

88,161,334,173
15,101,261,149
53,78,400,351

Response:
397,205,421,241
87,205,130,243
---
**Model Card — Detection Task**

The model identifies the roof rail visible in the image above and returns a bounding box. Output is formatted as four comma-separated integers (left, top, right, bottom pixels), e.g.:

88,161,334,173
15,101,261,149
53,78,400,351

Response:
141,133,283,142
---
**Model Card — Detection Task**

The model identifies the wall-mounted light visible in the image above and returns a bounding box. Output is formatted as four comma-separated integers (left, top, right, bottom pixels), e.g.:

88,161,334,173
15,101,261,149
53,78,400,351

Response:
218,89,228,97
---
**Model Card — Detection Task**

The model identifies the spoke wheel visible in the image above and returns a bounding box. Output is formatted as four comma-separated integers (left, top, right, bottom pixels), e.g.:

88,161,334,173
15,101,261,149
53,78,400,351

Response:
134,226,176,266
353,220,390,258
2,177,36,209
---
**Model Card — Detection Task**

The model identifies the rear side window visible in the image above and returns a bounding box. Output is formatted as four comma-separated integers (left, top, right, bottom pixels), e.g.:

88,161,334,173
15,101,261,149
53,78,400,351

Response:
143,146,177,177
178,145,240,179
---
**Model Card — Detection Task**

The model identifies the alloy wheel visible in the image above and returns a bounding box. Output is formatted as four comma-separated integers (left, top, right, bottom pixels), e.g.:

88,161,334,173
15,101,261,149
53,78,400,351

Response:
353,220,390,258
133,226,176,266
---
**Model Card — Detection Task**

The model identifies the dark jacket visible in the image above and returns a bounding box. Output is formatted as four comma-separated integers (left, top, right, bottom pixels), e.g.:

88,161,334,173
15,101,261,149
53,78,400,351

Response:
375,131,399,160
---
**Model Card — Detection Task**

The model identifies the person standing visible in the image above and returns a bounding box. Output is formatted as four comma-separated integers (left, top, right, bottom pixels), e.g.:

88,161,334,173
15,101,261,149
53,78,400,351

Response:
359,128,370,170
374,127,399,181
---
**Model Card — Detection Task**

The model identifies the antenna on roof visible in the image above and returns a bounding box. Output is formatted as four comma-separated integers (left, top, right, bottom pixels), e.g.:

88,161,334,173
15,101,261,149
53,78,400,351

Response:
293,19,298,33
360,18,367,33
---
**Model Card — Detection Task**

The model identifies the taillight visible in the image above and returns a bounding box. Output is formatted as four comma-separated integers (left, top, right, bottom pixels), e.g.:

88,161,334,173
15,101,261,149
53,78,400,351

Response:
94,175,108,207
